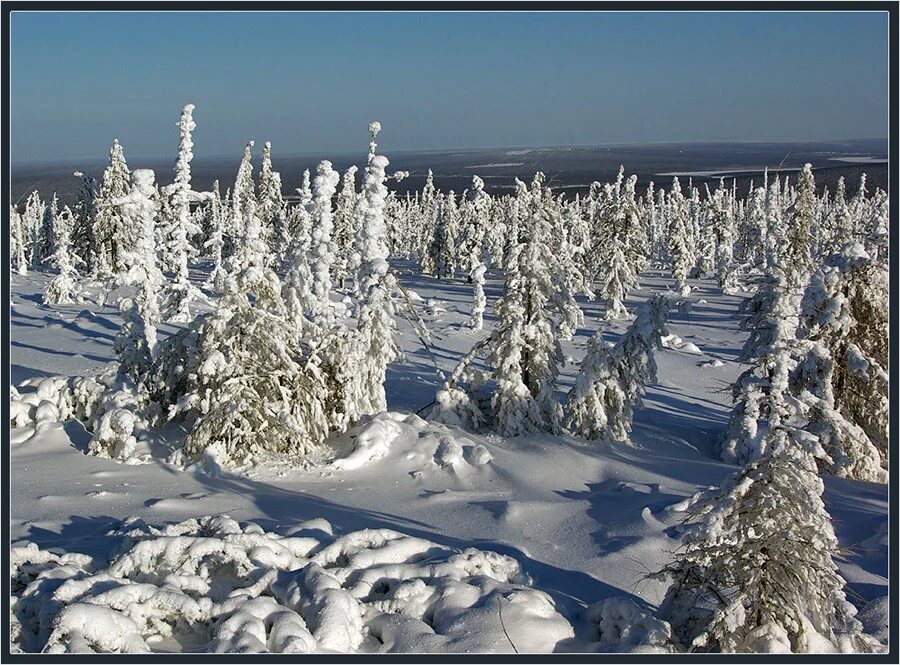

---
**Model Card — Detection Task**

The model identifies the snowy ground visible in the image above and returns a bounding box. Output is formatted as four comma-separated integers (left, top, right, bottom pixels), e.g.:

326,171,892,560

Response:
8,265,889,653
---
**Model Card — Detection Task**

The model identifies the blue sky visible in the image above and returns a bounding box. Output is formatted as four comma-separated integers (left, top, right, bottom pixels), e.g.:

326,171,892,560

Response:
10,11,889,163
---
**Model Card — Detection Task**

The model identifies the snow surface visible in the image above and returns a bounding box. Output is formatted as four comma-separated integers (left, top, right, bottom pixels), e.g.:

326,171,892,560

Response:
8,266,889,653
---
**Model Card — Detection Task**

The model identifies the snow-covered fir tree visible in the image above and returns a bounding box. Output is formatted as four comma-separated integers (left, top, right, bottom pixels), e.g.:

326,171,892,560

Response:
70,171,98,273
258,141,284,252
332,165,359,289
782,164,816,289
792,242,888,479
307,160,341,322
566,295,671,441
92,139,132,276
658,428,879,653
666,178,693,292
10,205,28,275
352,122,400,415
112,169,164,382
464,175,491,329
43,211,81,305
161,104,207,322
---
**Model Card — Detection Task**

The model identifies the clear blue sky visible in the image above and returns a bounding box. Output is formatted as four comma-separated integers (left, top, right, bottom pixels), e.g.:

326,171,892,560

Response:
10,10,889,163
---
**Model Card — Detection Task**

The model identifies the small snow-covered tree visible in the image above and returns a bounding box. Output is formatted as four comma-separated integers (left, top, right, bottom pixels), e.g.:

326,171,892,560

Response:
565,295,671,441
70,172,98,273
258,141,285,252
113,170,164,382
332,165,359,289
598,225,636,320
39,194,59,264
92,139,132,276
21,191,45,267
489,196,546,436
782,164,816,289
10,205,28,275
202,179,229,291
464,175,492,329
721,300,800,467
43,213,80,305
667,178,693,292
154,273,331,467
658,430,878,653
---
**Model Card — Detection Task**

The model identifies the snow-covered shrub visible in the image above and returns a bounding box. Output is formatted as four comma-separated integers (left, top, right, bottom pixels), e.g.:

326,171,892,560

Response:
11,515,574,654
585,597,674,653
150,277,330,468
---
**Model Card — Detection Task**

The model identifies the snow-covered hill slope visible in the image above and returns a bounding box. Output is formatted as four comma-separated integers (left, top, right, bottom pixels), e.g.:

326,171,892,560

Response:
8,266,888,653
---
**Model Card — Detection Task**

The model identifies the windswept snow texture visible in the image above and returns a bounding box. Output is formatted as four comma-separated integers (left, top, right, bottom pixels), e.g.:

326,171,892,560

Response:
9,267,889,653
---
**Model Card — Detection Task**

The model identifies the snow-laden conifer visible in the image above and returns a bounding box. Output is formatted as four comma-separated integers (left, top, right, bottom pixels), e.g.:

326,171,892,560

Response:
113,170,164,382
92,139,132,276
566,295,671,441
659,429,879,653
161,104,207,322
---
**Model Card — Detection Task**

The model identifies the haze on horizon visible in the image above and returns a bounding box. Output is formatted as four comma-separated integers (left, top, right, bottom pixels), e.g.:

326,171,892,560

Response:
10,10,889,164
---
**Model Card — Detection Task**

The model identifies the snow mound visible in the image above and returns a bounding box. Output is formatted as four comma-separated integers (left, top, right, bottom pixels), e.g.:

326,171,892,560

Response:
586,597,675,653
660,334,703,355
699,359,724,368
331,412,493,475
10,515,575,654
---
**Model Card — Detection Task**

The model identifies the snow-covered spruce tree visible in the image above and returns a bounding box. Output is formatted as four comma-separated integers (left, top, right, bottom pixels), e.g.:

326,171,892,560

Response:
201,180,229,292
720,294,801,466
352,122,400,415
548,198,589,339
620,174,649,275
161,103,207,322
10,205,28,275
598,223,637,320
112,170,165,382
565,295,671,442
666,178,693,292
39,194,59,264
332,165,359,289
826,176,854,254
20,191,45,267
42,212,81,305
489,199,546,436
741,181,768,269
709,180,738,293
782,164,816,290
792,243,888,478
658,429,879,653
70,171,98,274
227,141,272,279
431,179,578,436
307,160,341,322
258,141,285,252
464,175,492,329
92,139,132,276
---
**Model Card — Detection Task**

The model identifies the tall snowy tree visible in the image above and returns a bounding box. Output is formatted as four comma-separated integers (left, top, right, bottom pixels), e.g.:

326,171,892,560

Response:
161,103,207,322
307,160,341,322
10,205,28,275
352,122,400,415
332,165,359,289
113,170,164,382
92,139,133,276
